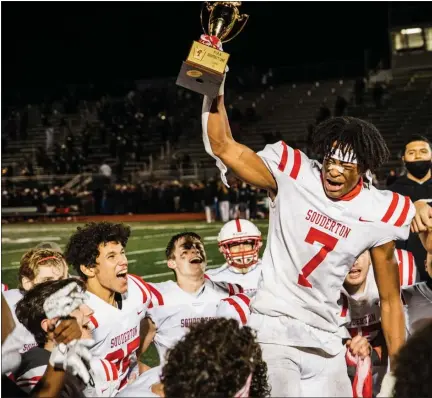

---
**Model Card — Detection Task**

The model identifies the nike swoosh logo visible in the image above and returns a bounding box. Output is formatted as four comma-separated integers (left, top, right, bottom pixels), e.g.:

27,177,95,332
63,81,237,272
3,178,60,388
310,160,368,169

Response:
359,217,373,222
137,310,144,315
101,388,108,393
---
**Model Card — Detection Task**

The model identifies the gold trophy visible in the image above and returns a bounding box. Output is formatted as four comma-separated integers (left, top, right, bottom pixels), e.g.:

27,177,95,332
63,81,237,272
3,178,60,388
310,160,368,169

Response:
176,1,249,98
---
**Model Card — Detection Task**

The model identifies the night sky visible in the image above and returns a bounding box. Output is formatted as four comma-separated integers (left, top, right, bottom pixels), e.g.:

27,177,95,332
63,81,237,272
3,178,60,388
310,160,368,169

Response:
2,1,428,97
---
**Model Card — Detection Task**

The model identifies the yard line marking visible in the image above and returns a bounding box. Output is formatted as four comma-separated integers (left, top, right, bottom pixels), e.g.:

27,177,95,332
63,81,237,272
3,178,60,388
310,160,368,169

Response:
2,237,62,244
142,264,222,279
2,245,66,255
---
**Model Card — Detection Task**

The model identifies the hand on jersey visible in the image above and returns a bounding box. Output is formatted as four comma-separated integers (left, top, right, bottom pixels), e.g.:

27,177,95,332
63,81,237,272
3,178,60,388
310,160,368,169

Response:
411,200,432,234
44,282,89,320
346,335,371,359
49,339,94,384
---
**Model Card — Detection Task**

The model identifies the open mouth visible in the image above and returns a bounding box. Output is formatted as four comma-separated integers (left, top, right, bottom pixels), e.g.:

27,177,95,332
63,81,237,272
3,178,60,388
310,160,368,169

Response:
324,178,344,192
189,256,203,264
348,269,361,279
116,270,128,280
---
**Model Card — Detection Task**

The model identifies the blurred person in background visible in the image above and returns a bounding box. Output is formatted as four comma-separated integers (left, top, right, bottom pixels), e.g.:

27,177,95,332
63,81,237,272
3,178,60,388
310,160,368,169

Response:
390,135,432,281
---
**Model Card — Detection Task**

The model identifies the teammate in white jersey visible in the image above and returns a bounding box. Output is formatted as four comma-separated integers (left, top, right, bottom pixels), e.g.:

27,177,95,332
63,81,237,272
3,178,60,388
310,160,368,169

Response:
143,232,251,366
201,38,419,395
206,219,263,295
65,222,153,394
3,248,69,355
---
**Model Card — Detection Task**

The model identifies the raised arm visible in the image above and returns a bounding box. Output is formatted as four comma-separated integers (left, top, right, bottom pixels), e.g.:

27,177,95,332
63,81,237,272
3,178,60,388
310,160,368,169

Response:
370,241,405,370
205,94,277,195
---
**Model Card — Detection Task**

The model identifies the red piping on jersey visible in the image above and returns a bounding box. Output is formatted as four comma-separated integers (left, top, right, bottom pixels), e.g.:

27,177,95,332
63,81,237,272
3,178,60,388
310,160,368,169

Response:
3,283,9,291
224,297,247,325
129,274,148,304
101,360,110,381
381,192,399,223
89,315,99,329
235,284,244,293
407,251,414,285
278,142,288,172
148,284,164,306
394,196,410,227
290,149,301,179
227,283,234,295
235,218,242,232
204,274,210,280
340,294,349,317
236,293,251,307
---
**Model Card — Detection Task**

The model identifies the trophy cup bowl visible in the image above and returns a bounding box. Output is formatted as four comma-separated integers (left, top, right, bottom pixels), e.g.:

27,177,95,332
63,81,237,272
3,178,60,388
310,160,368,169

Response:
176,1,249,98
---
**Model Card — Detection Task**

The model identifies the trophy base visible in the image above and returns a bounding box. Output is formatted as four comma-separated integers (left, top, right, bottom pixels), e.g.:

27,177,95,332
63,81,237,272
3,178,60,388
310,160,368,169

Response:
176,61,224,98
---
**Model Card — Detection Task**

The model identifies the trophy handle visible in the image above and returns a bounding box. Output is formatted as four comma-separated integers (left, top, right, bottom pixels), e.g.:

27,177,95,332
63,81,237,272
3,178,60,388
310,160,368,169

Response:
221,13,249,43
200,2,212,34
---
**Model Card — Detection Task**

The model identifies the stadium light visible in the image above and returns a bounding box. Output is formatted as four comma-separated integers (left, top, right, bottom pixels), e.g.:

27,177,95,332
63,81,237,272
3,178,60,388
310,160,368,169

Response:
401,28,422,35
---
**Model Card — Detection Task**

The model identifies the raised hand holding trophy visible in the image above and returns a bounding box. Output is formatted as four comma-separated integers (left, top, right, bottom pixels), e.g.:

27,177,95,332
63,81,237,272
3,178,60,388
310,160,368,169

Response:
176,1,249,98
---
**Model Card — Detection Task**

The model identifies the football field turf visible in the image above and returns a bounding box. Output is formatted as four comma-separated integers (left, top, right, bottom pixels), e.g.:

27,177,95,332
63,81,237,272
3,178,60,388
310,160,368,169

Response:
1,220,269,367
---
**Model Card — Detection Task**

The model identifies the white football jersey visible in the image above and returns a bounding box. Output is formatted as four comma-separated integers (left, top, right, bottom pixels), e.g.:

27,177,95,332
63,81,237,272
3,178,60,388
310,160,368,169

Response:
3,289,38,354
86,274,152,393
252,142,415,349
205,260,263,295
340,248,417,342
402,282,432,336
116,365,162,397
340,267,381,342
147,279,246,365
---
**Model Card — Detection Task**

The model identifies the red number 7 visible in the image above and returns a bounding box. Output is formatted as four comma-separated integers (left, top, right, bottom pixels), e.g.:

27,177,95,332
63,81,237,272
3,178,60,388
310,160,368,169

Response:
298,227,339,288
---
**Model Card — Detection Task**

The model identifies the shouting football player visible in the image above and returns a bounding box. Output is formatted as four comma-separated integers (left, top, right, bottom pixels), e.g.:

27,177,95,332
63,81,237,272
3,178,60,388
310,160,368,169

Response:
199,33,431,396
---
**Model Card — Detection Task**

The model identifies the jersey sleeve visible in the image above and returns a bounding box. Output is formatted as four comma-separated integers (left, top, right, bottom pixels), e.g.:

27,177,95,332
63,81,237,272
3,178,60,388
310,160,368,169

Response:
212,281,244,295
372,193,416,247
128,274,152,314
216,293,251,325
395,249,417,287
256,141,308,186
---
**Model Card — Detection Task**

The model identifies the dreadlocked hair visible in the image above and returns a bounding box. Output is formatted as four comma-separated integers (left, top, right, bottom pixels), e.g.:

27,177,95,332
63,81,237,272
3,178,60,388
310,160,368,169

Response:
311,116,390,172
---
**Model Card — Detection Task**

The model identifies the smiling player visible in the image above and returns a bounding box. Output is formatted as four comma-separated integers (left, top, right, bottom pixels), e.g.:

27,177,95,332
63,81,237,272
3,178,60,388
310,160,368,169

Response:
142,232,250,366
65,222,153,394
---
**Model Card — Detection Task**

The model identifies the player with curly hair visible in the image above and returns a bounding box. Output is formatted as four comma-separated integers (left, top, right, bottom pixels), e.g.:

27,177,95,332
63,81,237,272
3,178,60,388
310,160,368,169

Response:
201,45,422,395
392,321,432,398
162,317,270,397
64,222,153,394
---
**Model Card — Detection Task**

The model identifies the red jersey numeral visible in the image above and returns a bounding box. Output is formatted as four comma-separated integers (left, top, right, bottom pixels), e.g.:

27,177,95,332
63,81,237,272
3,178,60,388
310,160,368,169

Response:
298,227,339,288
104,336,140,389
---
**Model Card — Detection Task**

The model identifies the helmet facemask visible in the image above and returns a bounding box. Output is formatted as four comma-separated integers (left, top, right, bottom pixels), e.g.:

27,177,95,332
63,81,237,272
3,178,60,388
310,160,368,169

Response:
219,237,262,274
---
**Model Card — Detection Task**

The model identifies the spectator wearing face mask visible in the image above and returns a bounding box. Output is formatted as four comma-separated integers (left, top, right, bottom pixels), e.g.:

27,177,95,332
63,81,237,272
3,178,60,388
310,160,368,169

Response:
389,135,432,281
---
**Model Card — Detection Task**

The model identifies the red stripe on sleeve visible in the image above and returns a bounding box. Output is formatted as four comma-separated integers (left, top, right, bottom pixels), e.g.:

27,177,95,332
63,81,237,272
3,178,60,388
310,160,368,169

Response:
278,142,288,172
234,283,244,293
148,284,164,306
394,196,411,227
90,315,99,329
235,218,242,232
129,275,148,304
204,274,210,280
407,251,414,285
101,360,110,381
227,283,234,296
236,293,251,307
225,297,247,324
381,192,399,223
290,149,301,180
